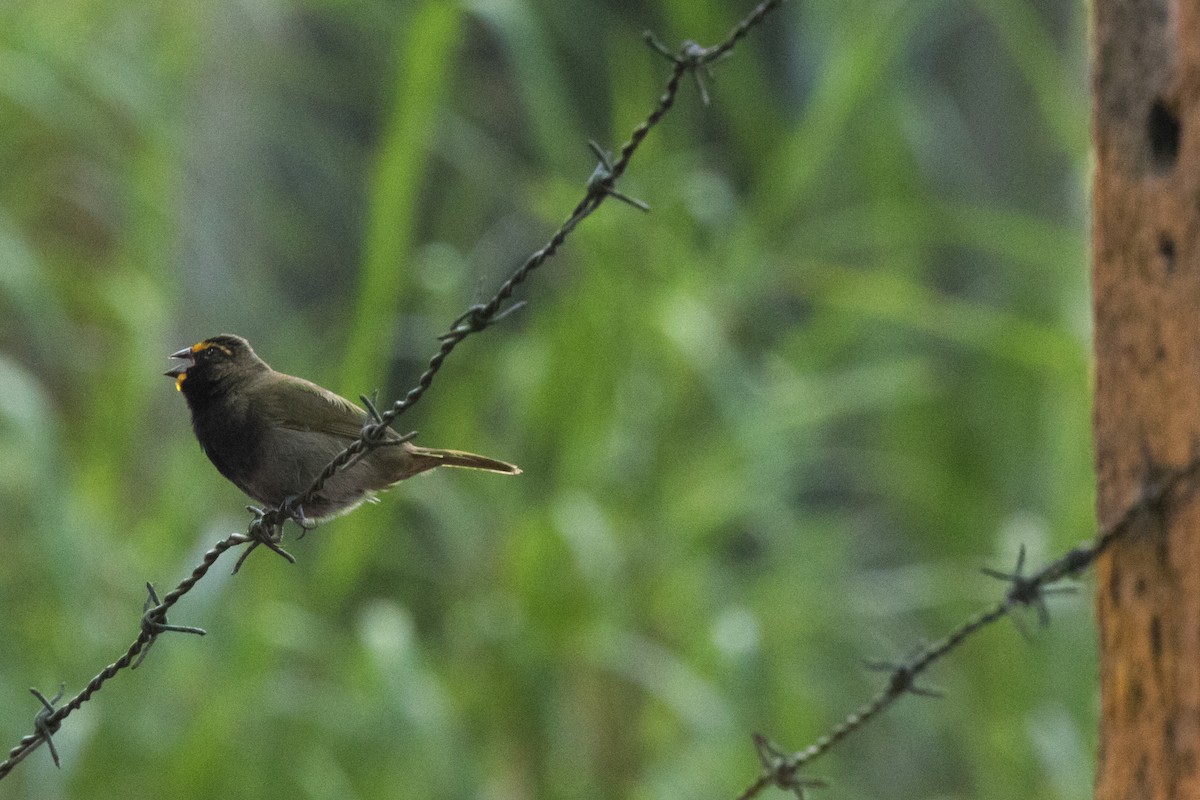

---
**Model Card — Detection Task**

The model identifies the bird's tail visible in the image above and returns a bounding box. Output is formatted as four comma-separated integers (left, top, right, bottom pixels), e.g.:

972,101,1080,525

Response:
408,446,521,476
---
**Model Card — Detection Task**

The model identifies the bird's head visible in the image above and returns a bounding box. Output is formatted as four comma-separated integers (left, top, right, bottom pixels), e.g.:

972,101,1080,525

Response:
166,334,269,398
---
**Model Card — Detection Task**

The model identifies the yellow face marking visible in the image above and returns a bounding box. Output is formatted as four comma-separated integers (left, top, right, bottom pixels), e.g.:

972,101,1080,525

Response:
192,340,233,356
175,372,187,392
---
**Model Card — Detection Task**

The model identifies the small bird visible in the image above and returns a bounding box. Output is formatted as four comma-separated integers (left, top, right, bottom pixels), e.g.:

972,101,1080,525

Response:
166,334,519,524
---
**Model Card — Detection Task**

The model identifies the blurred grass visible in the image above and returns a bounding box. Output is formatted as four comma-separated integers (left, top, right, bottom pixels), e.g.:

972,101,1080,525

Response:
0,0,1092,799
341,1,464,393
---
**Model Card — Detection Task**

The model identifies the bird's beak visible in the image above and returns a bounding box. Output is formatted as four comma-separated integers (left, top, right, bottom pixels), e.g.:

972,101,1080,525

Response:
165,347,193,387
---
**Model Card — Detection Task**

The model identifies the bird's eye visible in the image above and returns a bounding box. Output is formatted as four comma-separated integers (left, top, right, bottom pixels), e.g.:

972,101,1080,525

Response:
194,341,233,359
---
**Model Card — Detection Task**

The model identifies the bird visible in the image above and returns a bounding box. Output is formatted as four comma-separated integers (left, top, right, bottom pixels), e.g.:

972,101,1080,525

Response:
166,334,519,525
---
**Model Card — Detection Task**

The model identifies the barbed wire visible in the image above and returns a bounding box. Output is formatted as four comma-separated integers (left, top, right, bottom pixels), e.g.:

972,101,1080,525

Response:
0,533,249,778
240,0,786,564
736,458,1200,800
0,0,786,781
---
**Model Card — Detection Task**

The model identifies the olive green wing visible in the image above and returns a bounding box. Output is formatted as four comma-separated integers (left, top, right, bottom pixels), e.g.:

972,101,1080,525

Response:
253,373,372,441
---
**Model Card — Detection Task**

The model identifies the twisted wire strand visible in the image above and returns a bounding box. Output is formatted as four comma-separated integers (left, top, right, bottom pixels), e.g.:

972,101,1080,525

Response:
280,0,786,522
737,459,1200,799
0,534,247,779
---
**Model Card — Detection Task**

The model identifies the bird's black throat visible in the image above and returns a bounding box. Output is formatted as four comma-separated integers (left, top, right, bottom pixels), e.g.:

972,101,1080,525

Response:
184,388,266,499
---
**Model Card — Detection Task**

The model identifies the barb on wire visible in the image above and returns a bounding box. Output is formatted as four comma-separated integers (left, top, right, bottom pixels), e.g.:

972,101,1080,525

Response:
244,0,790,569
749,734,827,800
736,457,1200,799
0,0,786,782
233,507,297,574
645,35,726,106
587,141,650,211
133,583,206,670
981,544,1078,632
437,300,528,342
29,686,64,768
864,658,943,699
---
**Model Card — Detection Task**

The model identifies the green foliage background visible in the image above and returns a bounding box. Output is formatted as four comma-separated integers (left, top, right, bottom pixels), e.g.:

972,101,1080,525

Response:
0,0,1092,797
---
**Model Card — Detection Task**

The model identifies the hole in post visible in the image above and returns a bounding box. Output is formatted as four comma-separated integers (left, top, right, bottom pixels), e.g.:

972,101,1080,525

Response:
1148,98,1181,172
1159,233,1176,273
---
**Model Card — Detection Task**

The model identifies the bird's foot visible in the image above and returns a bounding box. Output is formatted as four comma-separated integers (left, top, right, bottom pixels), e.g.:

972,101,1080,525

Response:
283,497,319,539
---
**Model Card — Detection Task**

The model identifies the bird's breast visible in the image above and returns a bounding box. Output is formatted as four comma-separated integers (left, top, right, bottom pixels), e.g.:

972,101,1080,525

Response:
189,400,266,497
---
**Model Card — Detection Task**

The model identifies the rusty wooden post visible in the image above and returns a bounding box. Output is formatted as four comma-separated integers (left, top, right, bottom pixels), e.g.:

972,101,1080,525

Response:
1093,1,1200,797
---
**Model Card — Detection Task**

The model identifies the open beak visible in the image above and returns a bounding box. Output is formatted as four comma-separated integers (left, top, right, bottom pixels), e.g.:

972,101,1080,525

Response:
165,347,193,380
